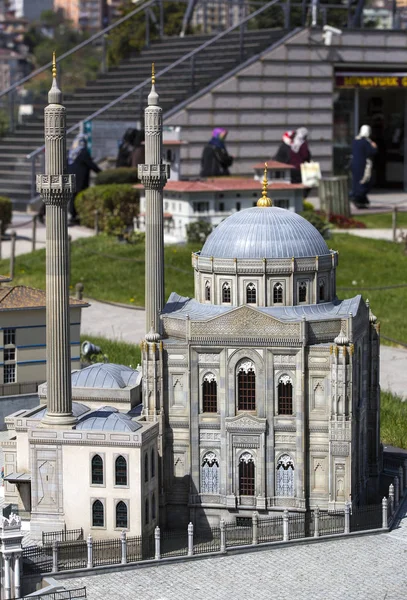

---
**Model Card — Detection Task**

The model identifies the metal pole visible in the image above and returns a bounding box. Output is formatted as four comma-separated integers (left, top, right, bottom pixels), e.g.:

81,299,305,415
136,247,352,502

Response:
87,534,93,568
283,509,289,541
32,215,37,252
252,512,258,545
159,0,164,38
344,501,350,534
382,497,388,529
395,476,400,508
187,522,194,556
31,157,36,200
284,0,291,29
101,34,107,74
154,526,161,560
389,483,395,515
301,0,306,25
10,231,16,280
314,507,319,537
399,465,404,495
392,205,397,242
121,530,127,564
68,234,72,288
9,89,15,134
220,518,226,552
190,55,195,92
52,541,58,573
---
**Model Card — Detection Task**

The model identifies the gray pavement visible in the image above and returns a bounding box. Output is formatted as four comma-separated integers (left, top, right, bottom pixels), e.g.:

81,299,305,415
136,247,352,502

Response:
59,499,407,600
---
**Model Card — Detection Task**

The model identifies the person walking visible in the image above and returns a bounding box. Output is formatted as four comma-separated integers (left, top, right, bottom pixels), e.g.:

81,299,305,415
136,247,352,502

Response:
200,127,233,177
350,125,377,209
289,127,311,184
274,130,294,164
116,128,137,168
67,133,101,225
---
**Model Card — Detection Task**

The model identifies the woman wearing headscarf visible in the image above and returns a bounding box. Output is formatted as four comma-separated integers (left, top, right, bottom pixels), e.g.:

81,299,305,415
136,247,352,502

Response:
350,125,377,208
68,133,101,225
289,127,311,184
274,130,294,164
200,128,233,177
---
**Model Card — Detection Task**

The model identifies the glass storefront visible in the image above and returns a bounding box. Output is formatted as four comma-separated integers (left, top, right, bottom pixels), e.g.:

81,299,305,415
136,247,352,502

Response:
333,72,407,189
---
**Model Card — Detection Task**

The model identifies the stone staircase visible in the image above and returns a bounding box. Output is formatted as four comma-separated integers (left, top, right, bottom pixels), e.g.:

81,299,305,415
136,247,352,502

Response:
0,28,287,209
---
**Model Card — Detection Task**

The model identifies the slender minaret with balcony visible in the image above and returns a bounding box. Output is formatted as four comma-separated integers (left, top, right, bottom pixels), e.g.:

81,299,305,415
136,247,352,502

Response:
37,54,76,427
138,64,170,340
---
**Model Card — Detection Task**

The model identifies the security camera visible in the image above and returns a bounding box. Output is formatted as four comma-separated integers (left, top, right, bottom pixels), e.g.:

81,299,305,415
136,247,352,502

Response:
322,24,343,46
81,341,101,357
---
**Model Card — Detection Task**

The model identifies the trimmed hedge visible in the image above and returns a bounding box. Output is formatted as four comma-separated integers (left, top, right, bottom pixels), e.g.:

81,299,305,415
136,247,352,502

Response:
0,196,12,234
301,210,330,239
95,168,139,186
75,184,139,235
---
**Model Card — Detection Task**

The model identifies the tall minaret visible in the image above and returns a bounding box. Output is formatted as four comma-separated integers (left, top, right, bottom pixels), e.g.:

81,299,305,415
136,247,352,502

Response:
37,54,76,427
138,64,170,339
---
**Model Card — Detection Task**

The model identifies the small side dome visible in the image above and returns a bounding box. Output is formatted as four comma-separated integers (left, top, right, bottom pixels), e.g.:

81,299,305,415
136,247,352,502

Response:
71,363,140,389
76,406,141,432
31,402,90,420
201,206,329,259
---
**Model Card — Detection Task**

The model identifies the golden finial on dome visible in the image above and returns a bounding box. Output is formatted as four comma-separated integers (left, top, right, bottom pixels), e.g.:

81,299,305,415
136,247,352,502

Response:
152,62,155,85
52,51,57,78
257,163,272,207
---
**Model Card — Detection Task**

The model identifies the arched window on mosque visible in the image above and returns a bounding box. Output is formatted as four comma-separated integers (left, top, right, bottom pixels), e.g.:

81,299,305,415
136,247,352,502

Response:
115,501,128,529
201,452,220,494
237,361,256,411
246,282,257,304
298,281,307,303
239,452,255,496
115,455,127,486
222,281,231,303
273,282,283,304
278,375,293,415
92,500,104,527
91,454,103,485
205,281,211,302
276,454,295,497
318,279,325,302
202,373,217,413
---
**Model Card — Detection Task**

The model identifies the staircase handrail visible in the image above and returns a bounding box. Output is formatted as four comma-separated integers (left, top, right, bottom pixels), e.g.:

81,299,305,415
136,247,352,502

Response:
0,0,158,100
26,0,286,162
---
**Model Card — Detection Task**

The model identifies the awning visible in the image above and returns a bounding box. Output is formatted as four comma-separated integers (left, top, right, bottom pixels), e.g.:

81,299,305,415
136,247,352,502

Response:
4,472,31,483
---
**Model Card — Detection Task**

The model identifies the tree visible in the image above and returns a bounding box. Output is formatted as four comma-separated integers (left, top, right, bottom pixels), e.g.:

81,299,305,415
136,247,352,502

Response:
186,220,213,244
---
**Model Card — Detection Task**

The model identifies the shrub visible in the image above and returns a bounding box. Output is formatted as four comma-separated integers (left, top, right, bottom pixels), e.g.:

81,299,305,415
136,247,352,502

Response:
325,212,367,229
301,210,330,239
75,184,139,235
0,196,12,234
303,200,314,212
186,220,213,244
95,168,140,186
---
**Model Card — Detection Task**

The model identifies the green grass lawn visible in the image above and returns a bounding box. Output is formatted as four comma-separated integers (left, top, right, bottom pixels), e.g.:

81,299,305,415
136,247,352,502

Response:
356,211,407,229
381,390,407,449
2,232,407,345
80,334,141,367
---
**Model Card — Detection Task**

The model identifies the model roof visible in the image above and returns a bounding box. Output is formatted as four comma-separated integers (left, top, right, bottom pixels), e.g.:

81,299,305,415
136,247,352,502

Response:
75,406,142,432
200,206,329,260
0,285,88,310
71,363,141,389
136,178,303,193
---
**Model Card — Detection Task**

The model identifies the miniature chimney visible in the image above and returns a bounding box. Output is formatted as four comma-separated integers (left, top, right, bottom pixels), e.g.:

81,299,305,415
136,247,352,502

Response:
36,53,76,427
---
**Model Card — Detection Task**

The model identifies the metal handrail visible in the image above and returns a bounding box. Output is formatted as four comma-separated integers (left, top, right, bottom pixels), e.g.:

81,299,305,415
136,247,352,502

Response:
0,0,157,100
26,0,286,162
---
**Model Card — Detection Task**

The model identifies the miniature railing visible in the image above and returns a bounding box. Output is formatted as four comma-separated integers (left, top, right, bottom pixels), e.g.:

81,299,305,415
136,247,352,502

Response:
18,587,87,600
22,492,398,577
42,528,84,546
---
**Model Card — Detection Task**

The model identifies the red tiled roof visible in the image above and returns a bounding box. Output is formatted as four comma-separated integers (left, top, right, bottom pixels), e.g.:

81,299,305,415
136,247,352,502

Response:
0,286,89,311
253,160,294,169
136,177,304,192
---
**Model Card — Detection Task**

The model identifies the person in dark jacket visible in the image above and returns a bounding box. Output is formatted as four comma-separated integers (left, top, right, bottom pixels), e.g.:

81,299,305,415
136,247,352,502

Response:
274,130,294,164
68,134,101,225
289,127,311,184
350,124,377,208
131,129,145,169
116,128,137,168
200,128,233,177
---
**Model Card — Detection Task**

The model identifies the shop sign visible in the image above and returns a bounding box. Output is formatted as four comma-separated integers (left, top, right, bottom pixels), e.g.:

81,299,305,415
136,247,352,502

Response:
336,73,407,88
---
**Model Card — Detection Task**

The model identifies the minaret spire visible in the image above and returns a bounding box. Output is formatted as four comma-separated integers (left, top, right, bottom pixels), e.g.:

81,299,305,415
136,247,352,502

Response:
139,64,170,339
257,163,272,207
37,55,76,427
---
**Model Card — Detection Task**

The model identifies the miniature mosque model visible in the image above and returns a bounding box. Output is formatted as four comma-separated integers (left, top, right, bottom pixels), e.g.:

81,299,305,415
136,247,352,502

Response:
3,62,381,537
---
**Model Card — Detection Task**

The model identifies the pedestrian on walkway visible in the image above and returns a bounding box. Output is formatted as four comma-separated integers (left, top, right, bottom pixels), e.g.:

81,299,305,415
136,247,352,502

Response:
350,124,377,209
274,130,294,164
289,127,311,184
200,127,233,177
68,133,101,225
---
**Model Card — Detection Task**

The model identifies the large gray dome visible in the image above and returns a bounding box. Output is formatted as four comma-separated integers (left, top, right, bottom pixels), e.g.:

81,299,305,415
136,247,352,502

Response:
200,207,329,259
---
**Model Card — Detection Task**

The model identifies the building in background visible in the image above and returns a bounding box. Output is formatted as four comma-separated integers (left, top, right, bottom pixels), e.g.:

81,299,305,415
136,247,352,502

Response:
54,0,108,30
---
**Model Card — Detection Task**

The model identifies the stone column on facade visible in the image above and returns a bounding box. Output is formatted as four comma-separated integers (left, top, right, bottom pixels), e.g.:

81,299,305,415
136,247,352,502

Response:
13,553,21,599
3,554,11,600
0,513,23,600
138,65,169,339
37,56,76,427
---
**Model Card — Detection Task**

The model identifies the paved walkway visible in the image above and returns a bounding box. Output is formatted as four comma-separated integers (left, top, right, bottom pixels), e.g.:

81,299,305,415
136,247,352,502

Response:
59,499,407,600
